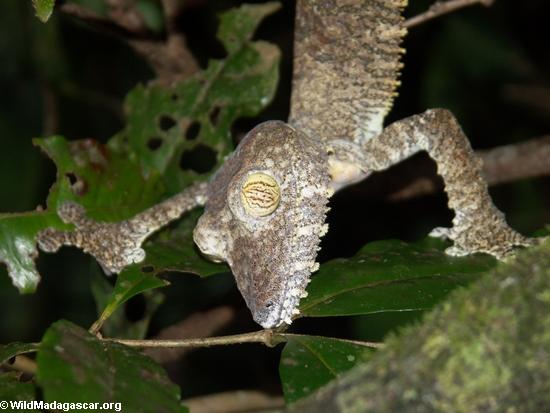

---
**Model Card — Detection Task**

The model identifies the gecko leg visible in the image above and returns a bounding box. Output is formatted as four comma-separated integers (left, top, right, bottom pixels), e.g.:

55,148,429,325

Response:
37,182,208,273
361,108,534,259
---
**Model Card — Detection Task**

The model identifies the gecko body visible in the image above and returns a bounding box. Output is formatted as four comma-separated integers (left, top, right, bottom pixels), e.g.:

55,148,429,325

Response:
38,0,533,328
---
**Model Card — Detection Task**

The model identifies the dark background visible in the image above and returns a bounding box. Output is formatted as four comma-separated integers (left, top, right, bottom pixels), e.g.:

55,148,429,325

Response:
0,0,549,398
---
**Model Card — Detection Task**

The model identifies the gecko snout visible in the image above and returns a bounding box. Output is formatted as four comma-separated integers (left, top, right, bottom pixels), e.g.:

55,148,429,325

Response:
193,215,228,264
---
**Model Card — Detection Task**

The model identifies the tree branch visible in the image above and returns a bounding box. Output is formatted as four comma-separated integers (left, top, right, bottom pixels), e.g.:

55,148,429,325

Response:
478,135,550,185
105,331,382,350
59,0,199,83
183,390,284,413
404,0,495,29
143,306,236,364
107,330,282,348
387,136,550,201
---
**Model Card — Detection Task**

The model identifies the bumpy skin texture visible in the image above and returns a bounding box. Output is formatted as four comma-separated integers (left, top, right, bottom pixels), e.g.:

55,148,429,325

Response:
290,0,406,144
359,109,532,258
193,121,331,328
37,182,208,274
37,0,533,329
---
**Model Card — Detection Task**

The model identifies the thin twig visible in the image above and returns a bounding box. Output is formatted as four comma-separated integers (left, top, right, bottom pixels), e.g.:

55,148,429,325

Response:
104,0,150,34
160,0,184,34
183,390,284,413
479,135,550,185
502,84,550,116
106,330,282,348
387,136,550,201
105,331,383,349
144,306,236,363
59,3,114,27
404,0,495,29
59,0,199,83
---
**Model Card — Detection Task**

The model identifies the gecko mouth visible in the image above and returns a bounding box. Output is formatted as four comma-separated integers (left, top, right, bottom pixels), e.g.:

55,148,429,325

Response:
230,214,326,329
245,274,308,329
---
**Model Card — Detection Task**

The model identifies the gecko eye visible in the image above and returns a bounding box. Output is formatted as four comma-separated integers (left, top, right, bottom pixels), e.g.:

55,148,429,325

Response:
240,172,281,217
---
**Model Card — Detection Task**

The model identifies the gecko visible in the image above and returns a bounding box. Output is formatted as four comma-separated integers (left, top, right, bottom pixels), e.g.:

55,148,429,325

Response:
37,0,534,329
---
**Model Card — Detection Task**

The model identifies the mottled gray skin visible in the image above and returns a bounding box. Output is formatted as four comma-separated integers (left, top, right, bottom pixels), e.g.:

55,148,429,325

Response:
194,121,331,328
290,0,406,145
38,0,533,329
38,182,208,274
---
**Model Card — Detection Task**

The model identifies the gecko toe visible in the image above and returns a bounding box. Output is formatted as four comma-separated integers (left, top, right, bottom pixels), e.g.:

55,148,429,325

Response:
37,228,65,252
429,227,453,240
57,201,88,225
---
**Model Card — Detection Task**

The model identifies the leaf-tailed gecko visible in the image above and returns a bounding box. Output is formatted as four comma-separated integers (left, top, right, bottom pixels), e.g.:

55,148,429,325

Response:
38,0,533,328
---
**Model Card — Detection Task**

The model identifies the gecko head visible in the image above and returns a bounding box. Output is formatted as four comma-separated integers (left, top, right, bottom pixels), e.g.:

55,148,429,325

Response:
193,121,332,328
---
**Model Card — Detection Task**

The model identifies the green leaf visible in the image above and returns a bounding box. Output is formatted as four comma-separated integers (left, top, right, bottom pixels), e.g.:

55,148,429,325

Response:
0,137,164,293
91,271,164,339
0,3,280,293
0,373,36,406
0,342,38,364
91,266,168,334
218,2,281,54
35,136,165,220
36,320,188,413
299,238,497,318
136,0,164,33
92,210,230,333
0,212,65,293
139,210,229,277
113,2,281,192
279,335,375,404
32,0,55,23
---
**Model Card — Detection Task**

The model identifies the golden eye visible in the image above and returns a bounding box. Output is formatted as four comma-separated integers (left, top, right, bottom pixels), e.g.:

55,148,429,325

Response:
240,172,281,217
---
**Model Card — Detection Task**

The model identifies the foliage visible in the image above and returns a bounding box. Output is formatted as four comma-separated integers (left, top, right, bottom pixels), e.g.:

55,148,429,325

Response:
32,0,55,23
280,335,375,403
298,238,495,318
0,2,280,293
289,238,550,412
37,320,188,412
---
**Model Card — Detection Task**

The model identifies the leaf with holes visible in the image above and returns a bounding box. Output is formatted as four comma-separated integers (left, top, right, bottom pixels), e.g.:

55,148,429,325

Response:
279,335,375,404
36,136,166,220
36,320,188,412
0,137,164,293
298,238,497,318
0,3,280,293
111,1,281,192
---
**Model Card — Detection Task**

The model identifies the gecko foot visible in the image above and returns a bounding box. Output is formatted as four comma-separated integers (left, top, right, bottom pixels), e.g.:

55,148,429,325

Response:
37,202,147,274
428,227,453,240
429,217,537,260
38,183,208,273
